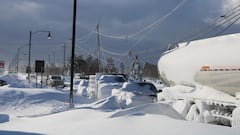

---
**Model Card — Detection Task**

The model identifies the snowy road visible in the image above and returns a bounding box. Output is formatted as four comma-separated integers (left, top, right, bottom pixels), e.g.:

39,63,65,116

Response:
0,74,240,135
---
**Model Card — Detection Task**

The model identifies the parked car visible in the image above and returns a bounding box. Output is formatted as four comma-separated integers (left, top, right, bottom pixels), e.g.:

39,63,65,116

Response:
97,74,127,99
84,73,128,99
0,79,7,86
77,79,89,96
74,74,89,80
46,75,64,87
112,82,161,107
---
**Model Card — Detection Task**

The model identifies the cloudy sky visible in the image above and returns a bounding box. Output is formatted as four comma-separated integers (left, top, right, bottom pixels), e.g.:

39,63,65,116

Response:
1,0,240,68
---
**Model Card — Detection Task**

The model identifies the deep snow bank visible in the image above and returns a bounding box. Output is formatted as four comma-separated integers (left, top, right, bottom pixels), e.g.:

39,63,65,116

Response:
110,103,184,120
159,85,237,103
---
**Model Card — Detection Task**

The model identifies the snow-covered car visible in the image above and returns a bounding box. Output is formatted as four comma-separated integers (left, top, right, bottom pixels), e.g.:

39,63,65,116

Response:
77,79,89,96
112,82,161,107
97,74,127,99
47,75,64,87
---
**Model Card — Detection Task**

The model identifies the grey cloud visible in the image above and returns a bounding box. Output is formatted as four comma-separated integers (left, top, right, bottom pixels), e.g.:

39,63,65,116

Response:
1,0,240,66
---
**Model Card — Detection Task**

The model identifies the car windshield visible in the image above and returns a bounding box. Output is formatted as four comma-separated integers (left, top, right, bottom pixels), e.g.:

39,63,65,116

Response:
74,80,80,85
114,77,126,83
99,75,126,83
52,76,61,80
123,82,157,94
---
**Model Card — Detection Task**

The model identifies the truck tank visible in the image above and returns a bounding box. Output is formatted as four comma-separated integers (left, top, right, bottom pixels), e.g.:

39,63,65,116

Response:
158,33,240,127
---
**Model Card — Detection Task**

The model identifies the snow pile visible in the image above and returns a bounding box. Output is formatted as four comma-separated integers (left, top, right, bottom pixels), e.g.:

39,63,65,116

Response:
112,89,135,107
111,103,184,120
0,75,94,117
159,84,237,103
98,83,122,99
1,105,239,135
0,87,70,116
171,100,192,118
97,75,126,99
91,92,155,111
0,74,240,134
76,79,89,96
91,96,124,110
115,90,156,108
0,74,29,88
232,107,240,127
158,84,240,126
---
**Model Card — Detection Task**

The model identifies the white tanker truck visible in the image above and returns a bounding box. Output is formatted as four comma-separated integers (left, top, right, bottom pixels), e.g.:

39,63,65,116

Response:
158,33,240,127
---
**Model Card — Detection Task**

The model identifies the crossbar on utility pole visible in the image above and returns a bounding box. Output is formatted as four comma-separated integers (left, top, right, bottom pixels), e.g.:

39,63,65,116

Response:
70,0,77,107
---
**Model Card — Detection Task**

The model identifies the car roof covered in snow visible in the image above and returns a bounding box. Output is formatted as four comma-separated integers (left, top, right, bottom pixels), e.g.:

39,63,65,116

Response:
98,75,127,83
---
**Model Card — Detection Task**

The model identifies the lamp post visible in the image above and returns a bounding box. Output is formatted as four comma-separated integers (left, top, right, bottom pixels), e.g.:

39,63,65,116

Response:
27,30,51,83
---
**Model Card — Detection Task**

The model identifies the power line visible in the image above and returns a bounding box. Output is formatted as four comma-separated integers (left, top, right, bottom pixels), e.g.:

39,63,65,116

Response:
100,46,129,56
134,46,164,55
176,3,240,43
95,0,190,40
76,31,94,43
214,12,240,36
73,0,190,60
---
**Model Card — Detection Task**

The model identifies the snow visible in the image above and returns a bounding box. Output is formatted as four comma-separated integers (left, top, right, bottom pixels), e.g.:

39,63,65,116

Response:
158,84,240,126
76,79,88,96
159,84,237,103
232,107,240,127
0,74,240,135
97,75,126,100
110,103,184,120
111,82,159,108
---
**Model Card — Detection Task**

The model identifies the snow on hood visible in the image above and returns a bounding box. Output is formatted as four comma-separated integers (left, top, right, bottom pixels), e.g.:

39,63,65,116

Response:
91,96,124,110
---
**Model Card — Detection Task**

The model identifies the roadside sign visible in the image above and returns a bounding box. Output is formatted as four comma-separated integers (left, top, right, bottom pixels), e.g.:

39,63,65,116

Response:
35,60,45,73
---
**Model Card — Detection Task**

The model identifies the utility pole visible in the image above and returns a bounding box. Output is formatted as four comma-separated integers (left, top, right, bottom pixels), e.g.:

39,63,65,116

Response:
96,23,101,72
63,43,66,71
62,43,66,80
53,51,56,67
48,54,51,67
27,30,32,83
16,48,20,78
70,0,77,107
52,51,56,74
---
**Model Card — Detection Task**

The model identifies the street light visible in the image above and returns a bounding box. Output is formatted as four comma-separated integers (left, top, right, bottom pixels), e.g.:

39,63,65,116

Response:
27,30,52,83
48,32,51,40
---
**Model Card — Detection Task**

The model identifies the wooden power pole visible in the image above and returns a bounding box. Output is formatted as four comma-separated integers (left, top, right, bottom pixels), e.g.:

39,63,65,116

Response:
96,23,101,72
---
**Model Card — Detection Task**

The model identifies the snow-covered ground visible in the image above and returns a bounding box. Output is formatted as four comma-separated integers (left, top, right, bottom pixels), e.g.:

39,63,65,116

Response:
0,74,240,135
